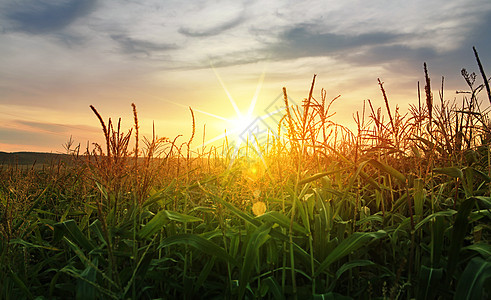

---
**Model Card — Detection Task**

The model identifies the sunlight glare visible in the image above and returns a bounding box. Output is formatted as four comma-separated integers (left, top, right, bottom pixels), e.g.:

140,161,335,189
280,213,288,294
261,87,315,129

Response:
227,113,257,139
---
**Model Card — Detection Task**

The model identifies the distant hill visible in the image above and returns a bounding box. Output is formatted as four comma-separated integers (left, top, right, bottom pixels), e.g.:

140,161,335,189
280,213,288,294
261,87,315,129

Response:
0,151,71,166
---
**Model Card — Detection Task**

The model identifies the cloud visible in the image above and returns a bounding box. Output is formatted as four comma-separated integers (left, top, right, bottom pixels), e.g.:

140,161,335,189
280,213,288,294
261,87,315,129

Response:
347,44,438,67
3,120,99,135
205,24,402,68
269,25,399,60
177,1,246,37
3,0,97,34
110,34,178,56
178,13,245,37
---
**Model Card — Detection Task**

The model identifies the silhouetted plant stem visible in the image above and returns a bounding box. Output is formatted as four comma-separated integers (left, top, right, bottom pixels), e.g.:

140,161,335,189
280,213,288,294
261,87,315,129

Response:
473,46,491,105
424,62,433,126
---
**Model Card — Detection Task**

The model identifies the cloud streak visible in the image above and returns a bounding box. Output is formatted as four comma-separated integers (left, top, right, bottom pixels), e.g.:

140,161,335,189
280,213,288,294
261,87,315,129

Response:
3,0,97,34
111,34,178,56
178,14,245,37
268,25,399,60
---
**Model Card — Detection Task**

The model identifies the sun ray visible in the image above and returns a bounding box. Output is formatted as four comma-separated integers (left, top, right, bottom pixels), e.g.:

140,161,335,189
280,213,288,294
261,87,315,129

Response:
199,130,228,147
210,62,242,117
151,66,277,159
158,98,228,121
247,67,266,117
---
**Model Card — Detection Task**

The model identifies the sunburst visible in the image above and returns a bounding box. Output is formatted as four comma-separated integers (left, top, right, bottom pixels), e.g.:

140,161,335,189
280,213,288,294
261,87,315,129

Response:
199,64,271,158
156,64,285,161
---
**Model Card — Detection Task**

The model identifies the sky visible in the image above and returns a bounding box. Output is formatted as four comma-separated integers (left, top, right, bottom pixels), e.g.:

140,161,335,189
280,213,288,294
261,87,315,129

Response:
1,0,491,153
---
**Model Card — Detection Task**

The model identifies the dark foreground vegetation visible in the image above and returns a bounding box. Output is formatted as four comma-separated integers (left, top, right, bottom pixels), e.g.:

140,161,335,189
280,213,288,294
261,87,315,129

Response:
1,49,490,299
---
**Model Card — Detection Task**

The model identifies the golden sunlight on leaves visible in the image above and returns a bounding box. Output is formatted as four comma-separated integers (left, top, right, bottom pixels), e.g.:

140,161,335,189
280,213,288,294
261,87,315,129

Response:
252,201,266,216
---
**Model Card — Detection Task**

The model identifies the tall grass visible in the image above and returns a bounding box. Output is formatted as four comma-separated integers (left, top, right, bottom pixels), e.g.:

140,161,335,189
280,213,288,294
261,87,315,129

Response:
1,49,490,299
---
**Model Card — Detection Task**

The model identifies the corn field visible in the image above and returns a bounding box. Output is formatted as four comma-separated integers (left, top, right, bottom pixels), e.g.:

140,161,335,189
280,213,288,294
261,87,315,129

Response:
1,53,490,299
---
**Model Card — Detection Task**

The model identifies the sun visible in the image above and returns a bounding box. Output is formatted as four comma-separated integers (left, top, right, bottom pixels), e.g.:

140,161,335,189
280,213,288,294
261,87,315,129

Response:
201,64,268,154
158,64,274,159
226,113,258,141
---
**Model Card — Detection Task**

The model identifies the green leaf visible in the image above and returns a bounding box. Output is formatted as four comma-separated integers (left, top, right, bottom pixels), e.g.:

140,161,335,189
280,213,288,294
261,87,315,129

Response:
158,233,238,267
76,258,98,300
455,257,491,300
54,220,94,252
433,167,463,179
8,267,34,300
472,196,491,209
416,136,445,156
194,256,216,294
417,265,443,300
313,292,353,300
355,213,383,226
61,265,118,299
9,238,60,251
413,178,425,217
139,210,202,239
414,210,457,232
335,260,375,280
262,276,283,299
368,159,406,183
315,230,386,276
142,189,167,208
12,184,50,233
299,168,351,185
164,210,203,223
462,243,491,258
89,219,107,245
213,195,261,227
447,198,476,283
239,223,272,300
63,237,119,289
257,211,307,235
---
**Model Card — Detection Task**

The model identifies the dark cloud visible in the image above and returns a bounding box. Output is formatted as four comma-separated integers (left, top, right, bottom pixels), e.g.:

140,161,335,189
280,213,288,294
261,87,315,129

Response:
110,34,178,56
269,25,399,60
347,44,438,66
5,0,97,34
398,11,491,91
204,24,403,69
178,14,244,37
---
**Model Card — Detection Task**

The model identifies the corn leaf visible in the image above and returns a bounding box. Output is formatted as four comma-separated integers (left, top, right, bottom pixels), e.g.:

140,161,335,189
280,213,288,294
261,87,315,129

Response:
455,257,491,300
416,265,443,300
257,211,307,235
446,198,476,283
414,210,457,232
368,159,406,184
139,210,202,239
54,220,94,252
239,223,272,300
262,276,283,300
433,167,463,180
462,243,491,258
158,233,238,267
335,259,375,280
315,230,386,276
